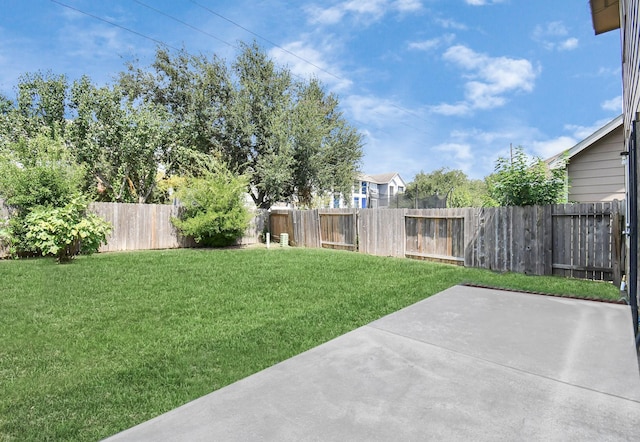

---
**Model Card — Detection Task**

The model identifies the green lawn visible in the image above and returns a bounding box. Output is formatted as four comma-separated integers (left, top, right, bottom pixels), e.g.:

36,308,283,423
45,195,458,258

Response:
0,247,621,441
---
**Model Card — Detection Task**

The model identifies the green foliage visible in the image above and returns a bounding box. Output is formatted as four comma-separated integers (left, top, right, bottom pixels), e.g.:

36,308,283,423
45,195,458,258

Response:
69,78,171,203
0,132,82,212
172,163,250,247
3,43,363,209
16,71,68,138
24,198,111,263
120,43,363,209
406,168,487,208
486,146,566,207
0,132,84,255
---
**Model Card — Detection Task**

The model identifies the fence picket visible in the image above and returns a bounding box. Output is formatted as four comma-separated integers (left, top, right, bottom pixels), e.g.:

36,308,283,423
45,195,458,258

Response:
0,200,624,282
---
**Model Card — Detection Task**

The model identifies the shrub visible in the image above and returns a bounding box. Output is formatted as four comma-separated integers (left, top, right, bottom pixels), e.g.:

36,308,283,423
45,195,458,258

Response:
485,146,566,207
0,132,84,255
24,198,111,263
172,165,250,247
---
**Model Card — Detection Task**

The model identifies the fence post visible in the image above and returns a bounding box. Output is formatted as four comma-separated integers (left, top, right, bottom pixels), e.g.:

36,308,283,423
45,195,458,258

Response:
543,204,553,275
612,199,623,288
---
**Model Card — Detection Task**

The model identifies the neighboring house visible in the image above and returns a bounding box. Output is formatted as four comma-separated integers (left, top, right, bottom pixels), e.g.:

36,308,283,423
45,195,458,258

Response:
546,114,625,203
349,172,407,208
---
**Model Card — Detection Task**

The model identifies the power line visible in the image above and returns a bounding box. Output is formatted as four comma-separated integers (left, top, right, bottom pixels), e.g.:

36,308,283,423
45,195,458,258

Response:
132,0,236,50
48,0,432,131
49,0,180,52
188,0,344,82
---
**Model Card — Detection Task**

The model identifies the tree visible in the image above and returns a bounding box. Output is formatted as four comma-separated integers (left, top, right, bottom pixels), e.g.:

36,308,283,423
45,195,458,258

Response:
118,47,235,170
485,146,566,206
118,43,363,209
292,79,363,208
69,77,171,203
16,71,68,138
406,168,486,208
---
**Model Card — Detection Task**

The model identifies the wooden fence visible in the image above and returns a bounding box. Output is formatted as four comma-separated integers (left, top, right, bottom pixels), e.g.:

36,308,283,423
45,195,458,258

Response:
268,202,624,284
0,201,267,257
1,200,624,284
91,202,267,252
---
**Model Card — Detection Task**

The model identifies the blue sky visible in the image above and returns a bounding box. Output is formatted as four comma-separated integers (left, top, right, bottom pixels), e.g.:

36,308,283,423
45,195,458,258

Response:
0,0,622,181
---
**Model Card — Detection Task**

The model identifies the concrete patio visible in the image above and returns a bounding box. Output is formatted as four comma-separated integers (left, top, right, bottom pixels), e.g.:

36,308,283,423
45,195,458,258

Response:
105,285,640,441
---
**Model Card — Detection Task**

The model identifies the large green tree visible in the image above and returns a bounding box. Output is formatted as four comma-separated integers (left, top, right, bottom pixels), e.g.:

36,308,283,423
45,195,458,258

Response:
485,146,566,206
406,168,486,208
69,77,171,203
118,43,363,209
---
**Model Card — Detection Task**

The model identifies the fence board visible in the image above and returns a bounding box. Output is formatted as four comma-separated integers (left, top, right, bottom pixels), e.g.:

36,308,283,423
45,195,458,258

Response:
405,210,465,265
1,199,625,283
319,209,357,250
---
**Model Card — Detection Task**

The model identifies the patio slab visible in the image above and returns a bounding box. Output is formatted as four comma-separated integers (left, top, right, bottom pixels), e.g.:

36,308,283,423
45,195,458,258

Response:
105,285,640,441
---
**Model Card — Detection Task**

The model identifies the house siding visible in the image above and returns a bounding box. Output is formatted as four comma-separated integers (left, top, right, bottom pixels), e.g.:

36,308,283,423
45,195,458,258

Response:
622,0,639,140
567,125,625,202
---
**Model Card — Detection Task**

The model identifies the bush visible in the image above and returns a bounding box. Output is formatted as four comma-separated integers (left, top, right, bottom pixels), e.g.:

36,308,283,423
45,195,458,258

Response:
485,146,566,207
171,165,250,247
24,198,111,263
0,132,85,255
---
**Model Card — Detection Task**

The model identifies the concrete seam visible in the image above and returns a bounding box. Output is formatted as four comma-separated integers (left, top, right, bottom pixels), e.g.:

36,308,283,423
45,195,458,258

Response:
366,324,640,405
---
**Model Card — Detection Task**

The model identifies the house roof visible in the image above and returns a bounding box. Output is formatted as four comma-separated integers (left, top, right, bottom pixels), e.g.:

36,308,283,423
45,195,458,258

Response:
589,0,620,35
546,114,623,168
359,172,406,186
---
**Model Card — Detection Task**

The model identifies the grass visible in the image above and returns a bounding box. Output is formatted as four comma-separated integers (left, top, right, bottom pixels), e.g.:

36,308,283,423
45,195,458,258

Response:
0,247,620,441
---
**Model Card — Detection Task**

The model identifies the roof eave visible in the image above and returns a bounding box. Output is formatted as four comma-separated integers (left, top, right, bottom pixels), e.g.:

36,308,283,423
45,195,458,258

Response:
589,0,621,35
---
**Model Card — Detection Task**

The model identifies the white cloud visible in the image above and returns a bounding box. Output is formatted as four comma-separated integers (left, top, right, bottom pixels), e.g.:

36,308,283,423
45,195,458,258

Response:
432,45,537,115
565,118,615,140
393,0,423,12
430,102,471,116
602,95,622,113
268,39,352,92
532,21,578,51
533,21,568,39
407,34,455,51
530,136,576,159
306,5,346,25
558,38,579,51
465,0,506,5
343,94,411,125
435,17,468,30
306,0,423,26
435,142,472,160
432,143,474,174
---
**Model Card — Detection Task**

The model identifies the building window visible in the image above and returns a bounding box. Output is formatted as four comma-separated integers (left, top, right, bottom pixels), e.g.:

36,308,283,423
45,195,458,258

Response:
333,195,340,208
354,197,360,207
389,185,395,195
361,181,367,195
398,186,405,193
362,197,367,208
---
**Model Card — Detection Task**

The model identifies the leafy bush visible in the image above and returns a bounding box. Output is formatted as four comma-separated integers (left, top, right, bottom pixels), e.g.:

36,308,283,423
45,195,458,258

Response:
24,198,111,263
171,165,250,247
485,146,566,207
0,132,84,255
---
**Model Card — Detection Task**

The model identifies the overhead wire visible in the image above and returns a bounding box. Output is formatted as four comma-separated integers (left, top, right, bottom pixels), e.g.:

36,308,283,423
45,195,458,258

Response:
187,0,344,83
48,0,432,134
132,0,236,50
49,0,180,52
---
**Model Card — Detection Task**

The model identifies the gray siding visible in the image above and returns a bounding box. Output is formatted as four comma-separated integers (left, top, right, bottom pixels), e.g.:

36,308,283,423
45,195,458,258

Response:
622,0,639,139
567,125,625,202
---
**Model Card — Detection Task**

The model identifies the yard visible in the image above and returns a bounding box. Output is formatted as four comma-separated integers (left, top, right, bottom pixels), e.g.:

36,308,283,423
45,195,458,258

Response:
0,247,621,441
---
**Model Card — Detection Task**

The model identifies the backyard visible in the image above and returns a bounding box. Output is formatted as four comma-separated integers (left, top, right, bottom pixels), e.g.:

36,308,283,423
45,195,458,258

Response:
0,247,621,441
